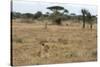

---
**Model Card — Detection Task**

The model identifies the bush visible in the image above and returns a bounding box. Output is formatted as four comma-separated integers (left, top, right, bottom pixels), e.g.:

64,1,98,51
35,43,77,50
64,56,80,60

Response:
54,18,62,25
20,18,34,23
14,38,23,43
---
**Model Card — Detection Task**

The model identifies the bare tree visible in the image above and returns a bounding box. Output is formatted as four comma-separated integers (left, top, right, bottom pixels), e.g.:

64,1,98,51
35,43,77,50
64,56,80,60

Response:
81,9,88,28
86,11,93,29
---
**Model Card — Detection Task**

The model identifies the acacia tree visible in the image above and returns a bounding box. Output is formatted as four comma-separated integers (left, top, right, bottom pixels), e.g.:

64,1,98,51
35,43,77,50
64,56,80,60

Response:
81,9,88,28
47,6,64,15
63,9,69,15
34,11,42,19
47,6,66,25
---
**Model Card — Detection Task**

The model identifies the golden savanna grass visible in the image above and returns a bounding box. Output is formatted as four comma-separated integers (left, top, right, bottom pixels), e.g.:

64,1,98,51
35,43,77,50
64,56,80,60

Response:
12,20,97,66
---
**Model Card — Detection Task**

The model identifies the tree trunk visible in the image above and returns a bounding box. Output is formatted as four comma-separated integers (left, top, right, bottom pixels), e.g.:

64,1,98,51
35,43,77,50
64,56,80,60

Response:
90,23,92,29
83,14,85,28
45,22,47,29
83,21,85,28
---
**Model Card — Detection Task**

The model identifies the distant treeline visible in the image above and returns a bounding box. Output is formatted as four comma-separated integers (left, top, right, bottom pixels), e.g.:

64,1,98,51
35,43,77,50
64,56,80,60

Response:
11,11,97,22
12,6,97,29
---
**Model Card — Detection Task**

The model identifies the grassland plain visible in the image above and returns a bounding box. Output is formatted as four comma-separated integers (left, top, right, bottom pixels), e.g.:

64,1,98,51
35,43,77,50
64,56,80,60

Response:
12,20,97,66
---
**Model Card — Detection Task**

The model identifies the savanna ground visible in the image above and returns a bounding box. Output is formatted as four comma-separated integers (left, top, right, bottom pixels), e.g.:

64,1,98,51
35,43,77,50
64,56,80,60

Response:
12,20,97,66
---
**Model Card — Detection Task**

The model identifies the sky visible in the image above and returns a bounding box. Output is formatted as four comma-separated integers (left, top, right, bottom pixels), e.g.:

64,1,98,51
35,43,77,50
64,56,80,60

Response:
12,0,97,15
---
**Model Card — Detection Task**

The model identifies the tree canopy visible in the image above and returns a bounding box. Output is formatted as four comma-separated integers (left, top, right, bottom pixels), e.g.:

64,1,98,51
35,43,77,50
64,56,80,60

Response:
47,6,64,11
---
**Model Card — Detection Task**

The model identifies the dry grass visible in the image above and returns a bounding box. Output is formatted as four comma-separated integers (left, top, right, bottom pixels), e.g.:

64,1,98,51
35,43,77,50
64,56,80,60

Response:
12,20,97,66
